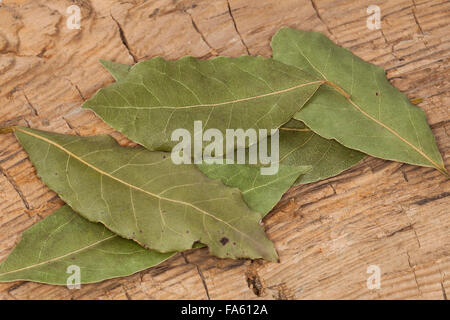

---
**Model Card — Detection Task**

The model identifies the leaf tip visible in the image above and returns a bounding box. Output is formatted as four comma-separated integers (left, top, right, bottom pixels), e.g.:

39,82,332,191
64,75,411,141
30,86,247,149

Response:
440,167,450,179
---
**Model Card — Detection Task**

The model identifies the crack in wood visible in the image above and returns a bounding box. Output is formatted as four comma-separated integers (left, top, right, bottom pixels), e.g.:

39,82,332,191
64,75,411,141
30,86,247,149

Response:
181,253,210,300
184,10,218,57
0,150,22,165
415,192,450,205
7,281,26,294
226,0,250,55
66,78,86,102
438,266,448,300
406,251,423,296
411,0,425,35
23,92,38,117
0,165,30,210
62,117,80,136
402,170,409,182
110,14,138,64
385,224,414,238
411,226,421,248
310,0,334,37
385,55,445,72
328,183,337,195
441,282,448,300
411,267,422,296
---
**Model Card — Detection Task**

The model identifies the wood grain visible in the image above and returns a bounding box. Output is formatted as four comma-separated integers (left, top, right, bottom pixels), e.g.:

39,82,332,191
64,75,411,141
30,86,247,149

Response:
0,0,448,299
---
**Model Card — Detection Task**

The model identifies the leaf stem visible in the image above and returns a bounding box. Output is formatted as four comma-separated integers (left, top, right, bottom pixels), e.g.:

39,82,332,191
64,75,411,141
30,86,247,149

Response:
279,127,311,132
410,97,423,105
325,80,351,99
0,127,16,134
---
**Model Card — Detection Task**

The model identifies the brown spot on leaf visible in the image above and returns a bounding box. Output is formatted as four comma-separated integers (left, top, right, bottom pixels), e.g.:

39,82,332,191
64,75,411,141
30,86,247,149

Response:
220,237,229,245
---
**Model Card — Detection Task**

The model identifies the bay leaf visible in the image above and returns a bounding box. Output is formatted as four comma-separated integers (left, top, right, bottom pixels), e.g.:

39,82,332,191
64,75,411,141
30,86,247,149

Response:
272,28,448,177
197,163,311,214
13,127,278,261
198,119,364,187
83,56,323,152
0,205,173,285
279,120,365,184
100,61,365,185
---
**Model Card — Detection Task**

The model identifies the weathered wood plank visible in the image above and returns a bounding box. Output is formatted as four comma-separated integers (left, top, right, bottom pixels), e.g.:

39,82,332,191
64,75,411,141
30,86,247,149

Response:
0,0,448,299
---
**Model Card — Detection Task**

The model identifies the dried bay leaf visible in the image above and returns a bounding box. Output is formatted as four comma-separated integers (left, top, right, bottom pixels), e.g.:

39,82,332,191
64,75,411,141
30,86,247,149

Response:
197,164,312,214
83,56,323,152
100,61,365,185
272,28,448,177
279,120,365,184
0,205,173,285
198,119,365,195
196,118,364,188
13,127,278,261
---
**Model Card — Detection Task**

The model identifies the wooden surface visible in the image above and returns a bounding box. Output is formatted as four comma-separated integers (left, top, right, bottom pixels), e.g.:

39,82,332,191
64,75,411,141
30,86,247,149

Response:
0,0,449,300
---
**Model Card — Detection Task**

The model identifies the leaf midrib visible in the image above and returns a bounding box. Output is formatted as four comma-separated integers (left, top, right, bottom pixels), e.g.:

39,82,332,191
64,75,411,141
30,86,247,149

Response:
0,235,117,277
279,127,311,132
241,170,302,194
91,81,324,110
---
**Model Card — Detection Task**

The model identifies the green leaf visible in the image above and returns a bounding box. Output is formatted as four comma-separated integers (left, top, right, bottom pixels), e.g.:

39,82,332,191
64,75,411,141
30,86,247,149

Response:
197,163,311,214
99,59,131,82
13,127,278,261
98,60,132,81
84,56,322,152
99,60,365,185
0,205,174,285
279,120,365,184
272,28,448,177
198,121,364,189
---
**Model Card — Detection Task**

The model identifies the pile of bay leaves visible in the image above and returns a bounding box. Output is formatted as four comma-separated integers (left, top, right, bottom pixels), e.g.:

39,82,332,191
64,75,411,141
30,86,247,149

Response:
0,28,447,285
